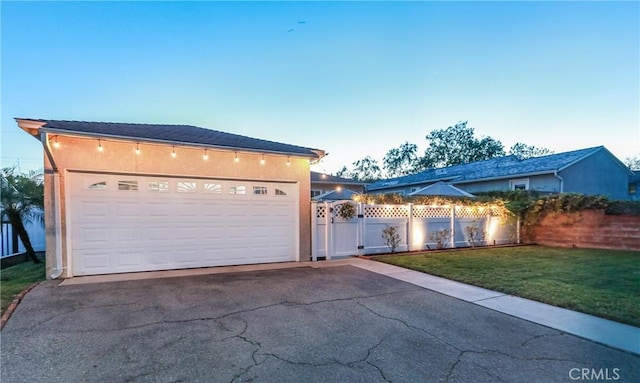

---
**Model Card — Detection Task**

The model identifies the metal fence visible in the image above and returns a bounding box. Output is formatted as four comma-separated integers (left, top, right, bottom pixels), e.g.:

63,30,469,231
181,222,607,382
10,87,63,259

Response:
311,201,518,260
0,217,46,258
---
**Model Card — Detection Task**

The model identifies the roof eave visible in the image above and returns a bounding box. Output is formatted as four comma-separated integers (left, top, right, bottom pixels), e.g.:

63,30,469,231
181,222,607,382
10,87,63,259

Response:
15,118,47,139
452,170,557,184
38,126,322,159
367,176,458,191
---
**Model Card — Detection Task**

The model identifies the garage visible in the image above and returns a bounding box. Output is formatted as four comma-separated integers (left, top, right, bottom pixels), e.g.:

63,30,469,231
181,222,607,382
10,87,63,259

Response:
68,172,299,276
17,118,324,279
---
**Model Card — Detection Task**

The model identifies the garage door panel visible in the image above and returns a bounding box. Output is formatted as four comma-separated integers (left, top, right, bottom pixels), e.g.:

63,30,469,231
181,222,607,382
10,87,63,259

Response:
146,202,175,217
77,200,111,218
69,173,298,276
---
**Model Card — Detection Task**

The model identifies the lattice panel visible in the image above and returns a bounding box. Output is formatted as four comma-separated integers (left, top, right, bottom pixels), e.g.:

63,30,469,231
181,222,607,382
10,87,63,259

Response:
413,206,450,218
316,205,327,218
364,205,408,218
456,206,489,218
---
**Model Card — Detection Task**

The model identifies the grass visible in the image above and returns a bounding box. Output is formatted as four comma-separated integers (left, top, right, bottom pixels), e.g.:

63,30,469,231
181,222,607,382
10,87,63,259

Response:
374,245,640,327
1,261,46,315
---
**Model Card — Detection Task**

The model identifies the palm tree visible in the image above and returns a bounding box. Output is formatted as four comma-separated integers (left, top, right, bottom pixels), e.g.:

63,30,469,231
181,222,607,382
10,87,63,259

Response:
1,167,44,263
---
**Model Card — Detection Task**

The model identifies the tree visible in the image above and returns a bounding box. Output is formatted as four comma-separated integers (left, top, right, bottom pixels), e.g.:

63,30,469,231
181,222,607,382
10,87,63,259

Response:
1,167,44,263
422,121,505,168
336,156,382,182
383,141,423,178
509,143,553,160
624,155,640,170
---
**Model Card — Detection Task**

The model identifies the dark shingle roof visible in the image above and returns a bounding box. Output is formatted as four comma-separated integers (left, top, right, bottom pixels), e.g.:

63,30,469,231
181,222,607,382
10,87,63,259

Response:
311,172,367,185
313,188,359,201
25,119,322,158
368,146,618,191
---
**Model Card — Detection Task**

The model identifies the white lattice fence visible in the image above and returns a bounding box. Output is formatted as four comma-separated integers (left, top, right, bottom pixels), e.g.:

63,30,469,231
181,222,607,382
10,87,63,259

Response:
311,202,516,259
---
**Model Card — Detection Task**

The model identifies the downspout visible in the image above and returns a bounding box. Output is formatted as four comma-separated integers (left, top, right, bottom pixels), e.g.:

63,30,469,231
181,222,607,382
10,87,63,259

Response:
40,132,63,279
554,170,564,193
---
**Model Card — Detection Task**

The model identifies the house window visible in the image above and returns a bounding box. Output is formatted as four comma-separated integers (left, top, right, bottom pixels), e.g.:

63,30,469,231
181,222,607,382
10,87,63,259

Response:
149,181,169,192
118,180,138,191
311,189,322,198
253,186,268,195
204,183,222,194
509,178,530,191
177,182,197,193
275,189,287,196
87,181,107,190
630,184,637,195
229,186,246,195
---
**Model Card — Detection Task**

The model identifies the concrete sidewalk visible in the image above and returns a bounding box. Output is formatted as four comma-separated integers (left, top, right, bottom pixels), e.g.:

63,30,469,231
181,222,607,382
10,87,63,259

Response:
60,257,640,356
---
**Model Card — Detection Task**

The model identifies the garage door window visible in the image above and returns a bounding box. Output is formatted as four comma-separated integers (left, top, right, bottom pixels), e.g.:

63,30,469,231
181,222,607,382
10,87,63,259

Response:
118,180,138,191
149,181,169,192
275,189,287,196
87,181,107,190
204,183,222,194
177,182,197,193
253,186,268,195
229,186,246,195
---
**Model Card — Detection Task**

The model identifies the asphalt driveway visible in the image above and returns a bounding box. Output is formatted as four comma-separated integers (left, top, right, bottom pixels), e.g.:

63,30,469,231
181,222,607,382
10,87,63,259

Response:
1,265,638,382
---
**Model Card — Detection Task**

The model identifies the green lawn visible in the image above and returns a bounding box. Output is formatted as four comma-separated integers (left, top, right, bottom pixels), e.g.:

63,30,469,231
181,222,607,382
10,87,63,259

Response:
374,246,640,327
1,261,46,315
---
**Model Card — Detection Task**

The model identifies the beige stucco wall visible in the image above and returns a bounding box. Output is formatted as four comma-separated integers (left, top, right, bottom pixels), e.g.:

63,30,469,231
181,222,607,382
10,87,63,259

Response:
43,134,314,278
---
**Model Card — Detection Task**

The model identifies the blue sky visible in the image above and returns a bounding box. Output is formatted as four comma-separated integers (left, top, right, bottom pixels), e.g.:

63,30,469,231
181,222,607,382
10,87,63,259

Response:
2,1,638,174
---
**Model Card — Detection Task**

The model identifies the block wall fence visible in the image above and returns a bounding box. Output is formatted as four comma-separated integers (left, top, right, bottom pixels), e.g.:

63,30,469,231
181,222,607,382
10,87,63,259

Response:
523,210,640,251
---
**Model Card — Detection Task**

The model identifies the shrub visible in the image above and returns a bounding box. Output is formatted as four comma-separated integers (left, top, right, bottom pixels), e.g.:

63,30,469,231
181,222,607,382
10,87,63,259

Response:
381,225,401,253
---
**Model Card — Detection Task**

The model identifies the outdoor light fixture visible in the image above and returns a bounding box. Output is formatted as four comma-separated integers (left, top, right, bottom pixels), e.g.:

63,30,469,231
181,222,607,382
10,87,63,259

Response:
98,139,104,152
260,154,265,165
171,146,177,158
234,152,239,162
53,136,60,149
203,149,209,160
135,143,140,155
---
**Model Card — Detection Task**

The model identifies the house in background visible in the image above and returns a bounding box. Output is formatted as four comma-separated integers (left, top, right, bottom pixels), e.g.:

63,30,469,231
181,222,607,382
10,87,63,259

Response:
310,172,367,200
17,118,325,278
367,146,634,200
629,171,640,201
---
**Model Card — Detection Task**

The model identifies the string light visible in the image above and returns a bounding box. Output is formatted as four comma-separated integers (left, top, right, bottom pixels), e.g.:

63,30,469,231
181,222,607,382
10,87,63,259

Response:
234,152,239,162
286,157,291,166
171,146,177,158
135,143,140,155
203,149,209,160
98,139,104,152
53,136,60,149
260,154,265,165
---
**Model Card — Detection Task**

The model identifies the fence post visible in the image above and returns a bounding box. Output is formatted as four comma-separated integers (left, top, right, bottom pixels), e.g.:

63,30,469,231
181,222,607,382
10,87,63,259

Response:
357,203,364,256
407,203,414,251
517,216,521,244
450,205,456,248
311,202,318,261
485,211,491,246
324,201,332,260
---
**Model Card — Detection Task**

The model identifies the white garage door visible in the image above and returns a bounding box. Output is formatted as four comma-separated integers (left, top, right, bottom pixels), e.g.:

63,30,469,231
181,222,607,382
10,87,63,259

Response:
68,172,299,276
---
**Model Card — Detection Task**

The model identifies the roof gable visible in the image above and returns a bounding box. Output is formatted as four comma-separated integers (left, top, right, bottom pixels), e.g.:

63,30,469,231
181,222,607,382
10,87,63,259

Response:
18,119,323,158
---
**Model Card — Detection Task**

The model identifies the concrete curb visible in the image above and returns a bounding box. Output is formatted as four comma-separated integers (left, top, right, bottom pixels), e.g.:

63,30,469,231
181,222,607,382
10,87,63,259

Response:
1,282,40,331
